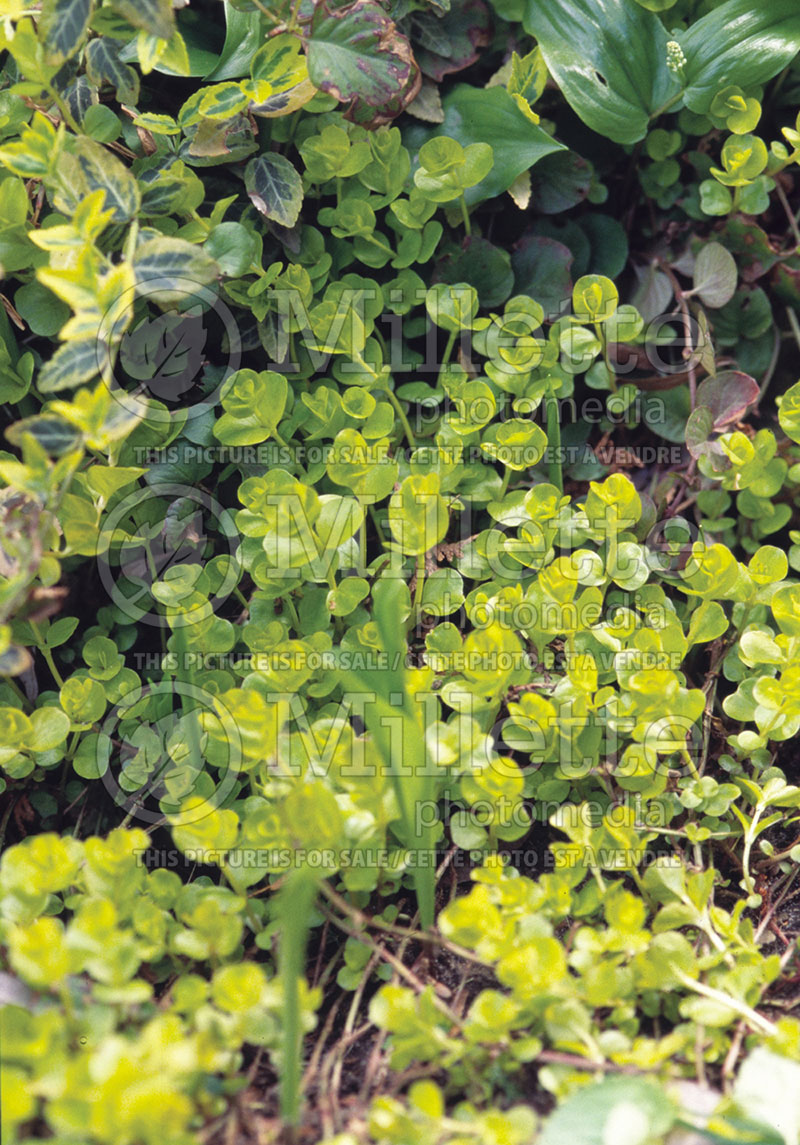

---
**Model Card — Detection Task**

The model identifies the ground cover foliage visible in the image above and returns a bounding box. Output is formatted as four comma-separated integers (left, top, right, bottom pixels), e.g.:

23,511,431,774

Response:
5,0,800,1141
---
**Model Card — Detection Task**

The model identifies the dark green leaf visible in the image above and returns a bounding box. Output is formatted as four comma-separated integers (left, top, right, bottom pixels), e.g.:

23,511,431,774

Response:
407,85,565,206
6,414,83,454
528,150,591,213
523,0,679,144
437,237,514,308
511,235,573,319
410,0,491,82
681,0,800,114
204,1,264,80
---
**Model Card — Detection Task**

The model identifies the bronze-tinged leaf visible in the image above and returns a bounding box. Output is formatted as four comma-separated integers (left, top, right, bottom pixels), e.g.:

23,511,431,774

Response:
696,371,760,429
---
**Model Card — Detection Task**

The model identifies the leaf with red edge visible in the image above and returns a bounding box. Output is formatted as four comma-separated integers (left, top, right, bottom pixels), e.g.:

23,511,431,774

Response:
696,370,760,429
306,0,421,128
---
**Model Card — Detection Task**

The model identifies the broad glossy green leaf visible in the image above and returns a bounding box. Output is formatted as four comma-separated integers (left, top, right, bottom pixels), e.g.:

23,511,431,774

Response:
408,85,565,205
681,0,800,114
523,0,679,144
202,1,262,80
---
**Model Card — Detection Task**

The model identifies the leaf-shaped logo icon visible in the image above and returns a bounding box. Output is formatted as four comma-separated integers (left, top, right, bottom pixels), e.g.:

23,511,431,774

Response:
118,309,207,401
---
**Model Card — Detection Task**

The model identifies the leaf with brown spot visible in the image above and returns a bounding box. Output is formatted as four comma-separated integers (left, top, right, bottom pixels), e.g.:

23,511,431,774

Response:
305,0,421,128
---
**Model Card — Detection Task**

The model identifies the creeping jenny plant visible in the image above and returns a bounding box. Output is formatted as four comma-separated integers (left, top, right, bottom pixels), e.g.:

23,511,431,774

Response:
4,0,800,1142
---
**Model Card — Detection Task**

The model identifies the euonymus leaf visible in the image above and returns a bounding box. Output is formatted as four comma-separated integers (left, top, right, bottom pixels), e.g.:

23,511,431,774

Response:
245,153,303,228
72,136,141,222
132,236,220,304
110,0,174,42
37,341,101,393
523,0,679,144
5,414,82,455
86,37,140,104
681,0,800,114
40,0,94,64
306,0,420,128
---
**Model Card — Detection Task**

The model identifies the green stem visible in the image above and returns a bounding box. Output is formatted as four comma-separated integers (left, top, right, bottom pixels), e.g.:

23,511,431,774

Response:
287,0,303,32
681,745,701,782
362,232,395,257
4,676,30,708
595,326,617,391
499,467,511,499
278,868,319,1127
387,388,417,449
282,593,301,632
545,389,563,493
30,622,65,689
358,520,367,576
413,551,426,620
440,328,458,371
675,970,778,1037
173,624,203,781
47,86,80,133
459,193,472,236
190,210,211,236
650,90,684,121
369,504,387,546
